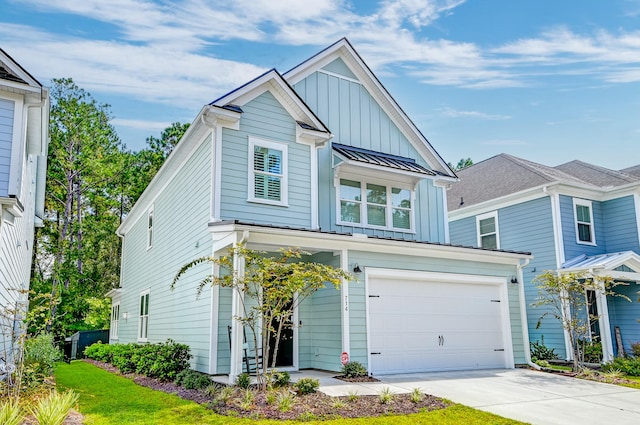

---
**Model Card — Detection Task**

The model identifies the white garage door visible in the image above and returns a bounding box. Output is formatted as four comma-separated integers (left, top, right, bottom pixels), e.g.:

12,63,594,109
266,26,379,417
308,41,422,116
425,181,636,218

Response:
368,274,510,375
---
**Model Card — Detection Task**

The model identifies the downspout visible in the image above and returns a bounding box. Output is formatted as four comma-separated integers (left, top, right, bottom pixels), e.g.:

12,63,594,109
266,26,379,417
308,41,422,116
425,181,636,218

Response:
517,257,540,370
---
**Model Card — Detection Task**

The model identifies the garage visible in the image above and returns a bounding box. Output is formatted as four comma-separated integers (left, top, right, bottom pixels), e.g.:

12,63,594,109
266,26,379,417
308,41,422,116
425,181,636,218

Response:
367,270,513,375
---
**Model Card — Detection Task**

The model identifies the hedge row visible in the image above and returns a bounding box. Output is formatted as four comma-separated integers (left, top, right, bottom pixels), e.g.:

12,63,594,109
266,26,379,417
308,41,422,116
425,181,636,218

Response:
84,339,191,381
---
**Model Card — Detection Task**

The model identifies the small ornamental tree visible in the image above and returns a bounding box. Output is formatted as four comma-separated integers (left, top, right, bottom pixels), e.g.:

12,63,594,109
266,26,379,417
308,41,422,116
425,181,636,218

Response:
532,271,629,371
171,245,349,389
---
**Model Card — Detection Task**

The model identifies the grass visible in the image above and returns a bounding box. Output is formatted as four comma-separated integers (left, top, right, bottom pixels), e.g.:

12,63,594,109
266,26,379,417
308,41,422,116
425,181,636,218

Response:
55,361,527,424
618,375,640,390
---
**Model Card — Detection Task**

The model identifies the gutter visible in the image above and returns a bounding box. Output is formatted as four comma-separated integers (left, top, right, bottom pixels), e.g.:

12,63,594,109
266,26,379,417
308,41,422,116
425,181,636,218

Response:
516,257,540,370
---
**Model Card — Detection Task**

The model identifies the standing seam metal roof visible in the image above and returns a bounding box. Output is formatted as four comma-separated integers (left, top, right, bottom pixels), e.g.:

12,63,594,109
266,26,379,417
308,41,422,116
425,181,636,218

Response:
332,143,436,176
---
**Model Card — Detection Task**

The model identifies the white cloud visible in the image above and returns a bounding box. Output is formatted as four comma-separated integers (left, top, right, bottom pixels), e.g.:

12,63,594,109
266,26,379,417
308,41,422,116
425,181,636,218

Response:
111,118,171,131
440,107,511,120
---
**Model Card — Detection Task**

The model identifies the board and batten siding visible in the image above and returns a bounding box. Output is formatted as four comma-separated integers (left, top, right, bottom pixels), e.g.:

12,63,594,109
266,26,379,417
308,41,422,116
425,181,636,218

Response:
347,251,527,366
293,59,447,242
560,195,605,260
118,137,214,373
0,98,14,197
602,195,640,254
607,282,640,356
219,91,312,228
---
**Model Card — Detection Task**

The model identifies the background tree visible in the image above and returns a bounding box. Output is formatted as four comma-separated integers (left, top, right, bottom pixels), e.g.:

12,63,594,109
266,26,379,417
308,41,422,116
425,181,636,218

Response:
448,157,473,171
532,271,629,371
172,245,349,389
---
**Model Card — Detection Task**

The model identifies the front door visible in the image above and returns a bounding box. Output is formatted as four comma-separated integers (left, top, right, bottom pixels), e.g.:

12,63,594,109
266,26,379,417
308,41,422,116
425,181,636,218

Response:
267,300,295,368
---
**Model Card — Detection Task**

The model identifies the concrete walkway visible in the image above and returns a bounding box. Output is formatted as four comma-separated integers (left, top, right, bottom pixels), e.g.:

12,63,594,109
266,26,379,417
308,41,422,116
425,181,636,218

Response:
314,369,640,425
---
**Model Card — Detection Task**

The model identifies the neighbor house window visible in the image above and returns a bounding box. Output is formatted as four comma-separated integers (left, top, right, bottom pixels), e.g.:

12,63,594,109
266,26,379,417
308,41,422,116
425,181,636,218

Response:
338,179,413,231
110,303,120,340
574,198,595,244
248,137,288,206
477,211,499,249
138,291,149,341
147,206,154,249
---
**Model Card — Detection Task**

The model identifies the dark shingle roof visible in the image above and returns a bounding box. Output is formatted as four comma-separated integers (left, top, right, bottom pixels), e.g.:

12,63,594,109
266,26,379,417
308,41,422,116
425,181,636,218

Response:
0,65,27,84
448,154,640,212
332,143,436,176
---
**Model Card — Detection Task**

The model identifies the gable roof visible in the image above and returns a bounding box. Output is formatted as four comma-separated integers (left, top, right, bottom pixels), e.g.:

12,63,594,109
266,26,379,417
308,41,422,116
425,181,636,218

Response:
561,251,640,281
448,154,640,213
620,164,640,177
0,48,42,92
284,38,456,179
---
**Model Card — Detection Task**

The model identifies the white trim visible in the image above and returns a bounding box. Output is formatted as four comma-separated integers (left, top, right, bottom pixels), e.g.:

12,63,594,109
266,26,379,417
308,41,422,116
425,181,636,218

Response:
208,261,219,375
317,69,361,85
110,302,120,341
635,193,640,249
594,282,614,362
247,137,289,207
476,211,499,249
437,182,451,243
137,289,150,342
229,243,245,384
3,92,24,198
310,145,319,229
336,177,415,232
517,259,532,364
146,205,154,250
573,198,596,246
364,268,515,372
549,192,566,267
340,249,350,356
0,50,42,89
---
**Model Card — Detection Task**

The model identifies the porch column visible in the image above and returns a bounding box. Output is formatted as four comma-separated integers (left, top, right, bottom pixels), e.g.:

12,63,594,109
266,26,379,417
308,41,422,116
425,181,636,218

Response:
228,245,245,384
595,278,614,362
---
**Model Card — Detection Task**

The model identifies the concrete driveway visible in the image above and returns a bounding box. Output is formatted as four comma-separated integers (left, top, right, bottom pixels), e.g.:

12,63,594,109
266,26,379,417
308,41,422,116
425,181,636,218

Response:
318,369,640,425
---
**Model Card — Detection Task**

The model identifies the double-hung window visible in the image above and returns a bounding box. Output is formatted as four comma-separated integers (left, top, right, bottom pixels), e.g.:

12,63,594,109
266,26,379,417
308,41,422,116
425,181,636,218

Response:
476,211,499,249
574,198,595,244
138,290,149,341
110,303,120,340
248,137,288,206
338,179,413,231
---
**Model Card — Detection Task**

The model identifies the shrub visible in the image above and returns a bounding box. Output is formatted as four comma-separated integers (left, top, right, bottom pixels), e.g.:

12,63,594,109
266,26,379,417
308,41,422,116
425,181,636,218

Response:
235,373,251,389
580,340,602,364
110,344,138,374
174,369,211,390
83,341,112,362
24,333,62,377
28,390,79,425
340,361,367,378
0,400,24,425
294,377,319,395
602,357,640,376
276,392,295,412
530,336,558,361
378,387,394,404
410,388,423,403
271,370,290,388
630,341,640,357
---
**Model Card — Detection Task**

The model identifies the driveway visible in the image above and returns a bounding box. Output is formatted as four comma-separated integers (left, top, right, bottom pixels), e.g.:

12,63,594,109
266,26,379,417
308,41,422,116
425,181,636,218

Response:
318,369,640,425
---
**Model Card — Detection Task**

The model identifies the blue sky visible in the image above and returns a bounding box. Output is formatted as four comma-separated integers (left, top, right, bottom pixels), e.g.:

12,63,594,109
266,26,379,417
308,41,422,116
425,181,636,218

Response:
2,0,639,169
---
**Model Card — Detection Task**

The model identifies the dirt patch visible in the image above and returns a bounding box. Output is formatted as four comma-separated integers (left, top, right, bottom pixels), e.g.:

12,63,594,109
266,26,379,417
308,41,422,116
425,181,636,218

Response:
85,360,450,420
334,375,380,383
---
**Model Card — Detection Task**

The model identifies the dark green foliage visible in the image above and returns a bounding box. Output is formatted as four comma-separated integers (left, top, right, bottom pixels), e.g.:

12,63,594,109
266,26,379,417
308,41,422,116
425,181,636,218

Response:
530,336,558,361
22,333,63,388
579,340,602,364
235,373,251,389
84,340,191,380
294,377,319,395
174,369,212,390
341,361,367,378
602,357,640,376
630,341,640,357
271,370,290,387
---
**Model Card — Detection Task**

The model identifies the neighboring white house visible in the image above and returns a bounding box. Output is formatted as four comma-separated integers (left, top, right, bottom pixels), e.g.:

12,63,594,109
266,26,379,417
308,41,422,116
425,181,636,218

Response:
0,49,49,367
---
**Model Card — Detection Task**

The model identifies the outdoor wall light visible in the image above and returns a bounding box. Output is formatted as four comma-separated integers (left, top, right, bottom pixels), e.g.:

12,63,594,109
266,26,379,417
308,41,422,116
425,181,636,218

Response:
123,312,129,320
353,263,362,274
510,276,519,284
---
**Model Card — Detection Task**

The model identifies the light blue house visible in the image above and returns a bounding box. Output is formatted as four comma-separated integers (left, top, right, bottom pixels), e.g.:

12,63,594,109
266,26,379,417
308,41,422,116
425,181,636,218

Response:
111,39,532,381
448,154,640,361
0,49,49,366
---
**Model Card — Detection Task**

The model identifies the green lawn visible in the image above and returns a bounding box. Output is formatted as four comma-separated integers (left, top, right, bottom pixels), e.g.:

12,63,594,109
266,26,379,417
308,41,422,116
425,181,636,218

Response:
55,361,527,424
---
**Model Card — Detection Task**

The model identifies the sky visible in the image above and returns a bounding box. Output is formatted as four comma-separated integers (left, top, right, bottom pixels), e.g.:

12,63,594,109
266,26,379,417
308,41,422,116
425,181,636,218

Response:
2,0,639,170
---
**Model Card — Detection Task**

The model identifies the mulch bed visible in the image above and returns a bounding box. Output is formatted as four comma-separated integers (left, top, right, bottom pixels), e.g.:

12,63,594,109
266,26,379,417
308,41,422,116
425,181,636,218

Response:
84,359,450,420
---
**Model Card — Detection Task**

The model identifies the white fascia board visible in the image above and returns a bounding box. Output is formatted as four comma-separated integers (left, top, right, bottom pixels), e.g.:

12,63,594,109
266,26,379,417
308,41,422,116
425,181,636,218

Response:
105,288,123,298
117,108,212,236
449,185,552,221
209,222,531,266
0,51,42,88
284,40,455,178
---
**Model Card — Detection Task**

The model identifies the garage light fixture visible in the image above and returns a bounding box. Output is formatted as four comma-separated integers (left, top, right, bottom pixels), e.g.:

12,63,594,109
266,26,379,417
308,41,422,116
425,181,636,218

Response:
353,263,362,274
510,276,518,284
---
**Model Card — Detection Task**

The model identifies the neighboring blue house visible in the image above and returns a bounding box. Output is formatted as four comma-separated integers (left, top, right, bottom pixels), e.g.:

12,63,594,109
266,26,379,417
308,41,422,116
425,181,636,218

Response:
110,39,532,382
0,49,49,366
448,154,640,361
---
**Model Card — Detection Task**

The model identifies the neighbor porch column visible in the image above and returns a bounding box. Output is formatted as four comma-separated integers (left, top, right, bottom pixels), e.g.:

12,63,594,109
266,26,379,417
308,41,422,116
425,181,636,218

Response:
228,245,246,384
595,278,614,362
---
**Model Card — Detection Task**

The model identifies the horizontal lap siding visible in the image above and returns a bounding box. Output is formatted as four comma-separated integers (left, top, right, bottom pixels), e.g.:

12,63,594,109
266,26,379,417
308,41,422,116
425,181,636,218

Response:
219,91,311,228
607,283,640,355
603,196,640,254
348,251,526,367
118,137,213,372
0,98,14,196
560,195,605,259
498,197,567,358
449,216,477,247
294,68,446,243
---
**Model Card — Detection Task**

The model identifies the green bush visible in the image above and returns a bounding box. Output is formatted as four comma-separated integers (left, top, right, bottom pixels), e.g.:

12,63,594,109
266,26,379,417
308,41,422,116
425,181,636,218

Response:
83,341,111,362
530,336,558,361
340,361,367,378
174,369,212,390
581,340,602,364
630,341,640,357
294,377,319,395
110,344,138,374
271,370,290,388
235,373,251,389
602,357,640,376
23,333,62,386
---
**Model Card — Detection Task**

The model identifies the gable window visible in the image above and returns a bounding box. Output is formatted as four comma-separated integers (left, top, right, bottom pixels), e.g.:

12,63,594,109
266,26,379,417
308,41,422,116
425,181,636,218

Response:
476,211,499,249
338,179,413,231
110,303,120,340
147,206,154,249
138,290,149,341
574,199,595,245
248,137,288,206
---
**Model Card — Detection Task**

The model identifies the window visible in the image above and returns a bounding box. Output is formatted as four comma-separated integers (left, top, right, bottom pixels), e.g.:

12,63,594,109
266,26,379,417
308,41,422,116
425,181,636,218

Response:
574,199,595,244
476,211,499,249
147,206,154,249
248,138,288,206
110,303,120,340
138,291,149,341
338,179,413,231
